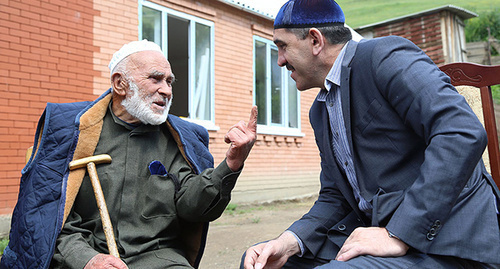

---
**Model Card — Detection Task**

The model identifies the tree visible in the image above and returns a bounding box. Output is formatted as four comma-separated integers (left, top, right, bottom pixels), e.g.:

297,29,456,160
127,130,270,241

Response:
465,9,500,105
465,9,500,43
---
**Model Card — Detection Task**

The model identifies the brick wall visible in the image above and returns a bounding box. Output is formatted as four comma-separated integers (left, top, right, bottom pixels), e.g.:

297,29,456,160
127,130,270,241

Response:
0,0,321,215
93,0,139,96
0,0,99,215
372,13,445,65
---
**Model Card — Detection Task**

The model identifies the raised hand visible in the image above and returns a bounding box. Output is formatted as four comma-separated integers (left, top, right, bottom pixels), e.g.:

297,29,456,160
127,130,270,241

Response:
224,106,258,171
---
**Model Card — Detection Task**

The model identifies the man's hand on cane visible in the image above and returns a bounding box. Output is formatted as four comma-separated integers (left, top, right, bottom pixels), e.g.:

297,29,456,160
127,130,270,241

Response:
84,254,128,269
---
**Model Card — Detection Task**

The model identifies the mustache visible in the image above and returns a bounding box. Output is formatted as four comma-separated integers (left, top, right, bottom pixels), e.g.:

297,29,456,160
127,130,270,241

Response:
286,64,295,71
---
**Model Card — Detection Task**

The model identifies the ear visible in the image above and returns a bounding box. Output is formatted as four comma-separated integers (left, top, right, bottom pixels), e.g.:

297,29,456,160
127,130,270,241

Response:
309,28,325,56
111,73,129,97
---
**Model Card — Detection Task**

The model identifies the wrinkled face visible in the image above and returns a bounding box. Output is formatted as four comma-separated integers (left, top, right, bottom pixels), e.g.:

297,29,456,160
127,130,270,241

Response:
121,80,173,125
273,28,317,91
121,51,175,125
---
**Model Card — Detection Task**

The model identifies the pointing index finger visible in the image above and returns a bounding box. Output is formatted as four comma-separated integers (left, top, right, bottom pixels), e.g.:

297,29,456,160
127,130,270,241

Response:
247,106,258,132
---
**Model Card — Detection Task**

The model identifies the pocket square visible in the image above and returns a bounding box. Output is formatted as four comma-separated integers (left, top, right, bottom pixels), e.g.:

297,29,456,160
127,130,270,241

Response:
148,160,167,176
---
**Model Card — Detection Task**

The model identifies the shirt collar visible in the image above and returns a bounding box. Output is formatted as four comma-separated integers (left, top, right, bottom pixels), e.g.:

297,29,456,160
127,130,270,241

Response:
324,41,349,91
318,41,349,102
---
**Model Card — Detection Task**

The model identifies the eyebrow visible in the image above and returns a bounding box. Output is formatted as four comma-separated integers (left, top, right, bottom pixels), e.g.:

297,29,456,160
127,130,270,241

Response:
149,70,165,77
149,70,175,81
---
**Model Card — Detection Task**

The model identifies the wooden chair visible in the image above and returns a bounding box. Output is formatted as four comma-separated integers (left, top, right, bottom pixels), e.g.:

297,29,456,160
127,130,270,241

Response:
439,62,500,188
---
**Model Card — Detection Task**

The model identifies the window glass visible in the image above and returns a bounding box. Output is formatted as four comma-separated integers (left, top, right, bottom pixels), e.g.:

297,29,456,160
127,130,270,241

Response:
140,1,214,123
253,37,300,132
194,23,211,120
255,41,267,125
288,74,298,128
167,15,189,118
271,48,282,125
142,7,162,48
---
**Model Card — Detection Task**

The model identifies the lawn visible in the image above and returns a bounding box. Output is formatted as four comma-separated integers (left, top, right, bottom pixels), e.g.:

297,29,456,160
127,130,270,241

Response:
0,237,8,256
337,0,498,28
493,85,500,104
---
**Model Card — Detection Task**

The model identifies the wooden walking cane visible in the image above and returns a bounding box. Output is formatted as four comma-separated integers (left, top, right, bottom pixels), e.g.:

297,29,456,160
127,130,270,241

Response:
69,154,120,258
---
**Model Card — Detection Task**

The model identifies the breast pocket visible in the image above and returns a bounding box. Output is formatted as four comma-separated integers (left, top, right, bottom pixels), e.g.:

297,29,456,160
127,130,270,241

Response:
141,175,177,219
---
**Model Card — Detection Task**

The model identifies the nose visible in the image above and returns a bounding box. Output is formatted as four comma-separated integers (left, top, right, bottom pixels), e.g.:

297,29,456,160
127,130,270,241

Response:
277,50,287,67
158,81,172,99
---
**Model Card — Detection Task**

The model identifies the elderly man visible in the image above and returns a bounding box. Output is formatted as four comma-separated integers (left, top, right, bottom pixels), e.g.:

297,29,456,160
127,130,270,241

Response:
242,0,500,268
1,40,257,269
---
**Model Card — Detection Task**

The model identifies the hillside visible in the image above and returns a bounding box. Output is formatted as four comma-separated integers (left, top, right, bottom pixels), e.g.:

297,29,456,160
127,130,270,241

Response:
337,0,500,28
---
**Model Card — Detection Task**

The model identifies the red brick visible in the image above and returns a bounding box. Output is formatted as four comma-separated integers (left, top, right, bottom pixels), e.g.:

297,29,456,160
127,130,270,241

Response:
0,192,18,202
49,0,68,8
0,149,18,157
40,1,60,13
13,120,34,128
2,92,20,99
0,208,14,215
2,5,21,16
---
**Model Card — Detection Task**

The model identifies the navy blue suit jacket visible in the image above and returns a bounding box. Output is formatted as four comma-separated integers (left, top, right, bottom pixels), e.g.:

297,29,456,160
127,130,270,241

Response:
288,36,500,264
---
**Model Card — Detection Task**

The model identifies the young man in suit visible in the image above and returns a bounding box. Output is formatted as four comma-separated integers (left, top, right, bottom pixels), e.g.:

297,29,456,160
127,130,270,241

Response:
242,0,500,268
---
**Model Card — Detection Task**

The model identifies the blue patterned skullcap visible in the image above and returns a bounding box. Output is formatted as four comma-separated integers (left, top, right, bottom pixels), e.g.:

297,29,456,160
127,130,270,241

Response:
274,0,345,29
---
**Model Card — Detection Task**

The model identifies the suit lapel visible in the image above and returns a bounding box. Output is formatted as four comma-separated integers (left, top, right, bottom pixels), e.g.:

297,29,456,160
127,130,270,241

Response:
339,41,358,155
337,41,369,221
314,98,366,222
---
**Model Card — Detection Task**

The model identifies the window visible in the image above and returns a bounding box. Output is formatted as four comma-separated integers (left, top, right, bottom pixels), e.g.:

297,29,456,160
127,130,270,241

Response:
140,1,215,127
254,36,301,136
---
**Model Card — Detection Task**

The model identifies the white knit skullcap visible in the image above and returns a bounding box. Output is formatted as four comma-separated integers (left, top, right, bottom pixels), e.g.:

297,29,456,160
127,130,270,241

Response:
108,40,164,72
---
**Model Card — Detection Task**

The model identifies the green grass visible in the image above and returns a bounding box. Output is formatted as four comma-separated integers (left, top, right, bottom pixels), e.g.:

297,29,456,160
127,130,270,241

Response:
223,203,266,216
0,237,8,256
492,85,500,104
225,203,238,212
337,0,498,28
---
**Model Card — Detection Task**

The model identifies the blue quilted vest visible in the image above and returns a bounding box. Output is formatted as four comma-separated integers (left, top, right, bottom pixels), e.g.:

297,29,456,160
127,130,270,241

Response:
1,89,213,269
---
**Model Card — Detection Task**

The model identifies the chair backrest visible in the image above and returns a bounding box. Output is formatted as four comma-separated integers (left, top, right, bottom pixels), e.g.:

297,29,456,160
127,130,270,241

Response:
439,62,500,188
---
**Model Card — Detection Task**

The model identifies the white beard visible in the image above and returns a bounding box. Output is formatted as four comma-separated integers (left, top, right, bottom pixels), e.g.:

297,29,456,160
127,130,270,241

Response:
121,81,172,125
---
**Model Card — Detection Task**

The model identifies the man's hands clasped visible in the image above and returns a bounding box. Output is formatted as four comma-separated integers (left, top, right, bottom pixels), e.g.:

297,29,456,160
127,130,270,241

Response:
243,227,409,268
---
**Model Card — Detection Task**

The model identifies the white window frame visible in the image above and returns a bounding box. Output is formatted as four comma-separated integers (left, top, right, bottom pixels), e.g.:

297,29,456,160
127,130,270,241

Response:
139,0,218,130
253,36,303,137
